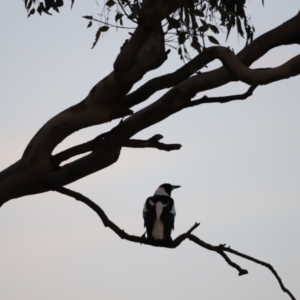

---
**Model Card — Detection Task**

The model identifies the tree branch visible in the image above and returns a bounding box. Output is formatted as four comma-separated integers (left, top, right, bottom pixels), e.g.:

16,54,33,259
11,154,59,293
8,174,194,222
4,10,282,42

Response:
2,13,300,201
52,134,181,167
187,235,248,276
223,246,296,300
83,16,136,30
214,47,300,85
46,185,295,300
185,85,258,108
44,183,198,248
123,47,217,108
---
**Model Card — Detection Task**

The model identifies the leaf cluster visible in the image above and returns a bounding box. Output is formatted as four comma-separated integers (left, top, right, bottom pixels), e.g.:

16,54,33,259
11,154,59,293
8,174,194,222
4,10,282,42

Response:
165,0,258,60
23,0,262,59
24,0,74,17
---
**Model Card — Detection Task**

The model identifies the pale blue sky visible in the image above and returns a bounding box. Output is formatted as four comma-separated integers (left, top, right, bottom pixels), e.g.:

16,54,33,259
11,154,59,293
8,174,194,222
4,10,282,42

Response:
0,1,299,300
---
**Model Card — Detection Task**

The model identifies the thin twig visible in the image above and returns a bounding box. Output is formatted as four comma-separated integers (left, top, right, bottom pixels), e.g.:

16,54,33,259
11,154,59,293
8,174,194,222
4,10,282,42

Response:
185,85,258,108
83,16,135,30
188,235,248,275
223,246,296,300
117,0,130,19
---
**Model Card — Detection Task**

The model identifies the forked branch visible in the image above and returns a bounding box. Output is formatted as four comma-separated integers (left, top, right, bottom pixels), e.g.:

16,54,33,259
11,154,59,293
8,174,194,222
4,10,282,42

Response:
52,134,181,167
47,184,295,300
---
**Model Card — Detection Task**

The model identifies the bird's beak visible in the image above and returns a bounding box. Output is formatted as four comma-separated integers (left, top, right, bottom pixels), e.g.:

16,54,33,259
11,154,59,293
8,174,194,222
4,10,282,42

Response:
171,185,181,190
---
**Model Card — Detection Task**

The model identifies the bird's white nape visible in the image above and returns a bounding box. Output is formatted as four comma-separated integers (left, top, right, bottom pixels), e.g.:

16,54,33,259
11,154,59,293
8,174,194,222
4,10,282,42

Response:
154,187,169,196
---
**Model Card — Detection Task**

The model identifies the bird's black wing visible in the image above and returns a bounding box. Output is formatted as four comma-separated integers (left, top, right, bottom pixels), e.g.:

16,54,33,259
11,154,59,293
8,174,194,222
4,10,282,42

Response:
161,197,175,241
143,197,156,239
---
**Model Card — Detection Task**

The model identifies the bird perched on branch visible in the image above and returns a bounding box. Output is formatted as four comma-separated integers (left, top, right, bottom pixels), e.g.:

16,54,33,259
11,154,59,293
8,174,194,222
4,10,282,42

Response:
143,183,180,242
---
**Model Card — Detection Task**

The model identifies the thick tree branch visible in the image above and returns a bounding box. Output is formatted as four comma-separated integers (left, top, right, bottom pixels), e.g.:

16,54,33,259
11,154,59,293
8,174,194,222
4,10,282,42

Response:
46,185,295,300
214,47,300,85
123,48,217,108
0,19,167,202
107,16,300,143
175,10,300,97
52,134,181,167
2,13,300,202
20,0,178,170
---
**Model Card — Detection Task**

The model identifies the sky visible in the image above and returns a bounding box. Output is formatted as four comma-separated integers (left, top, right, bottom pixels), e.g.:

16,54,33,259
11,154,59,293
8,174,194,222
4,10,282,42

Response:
0,1,299,300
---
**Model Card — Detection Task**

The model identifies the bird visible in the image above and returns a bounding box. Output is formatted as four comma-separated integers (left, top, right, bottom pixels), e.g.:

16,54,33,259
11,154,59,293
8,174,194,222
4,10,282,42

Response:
143,183,180,242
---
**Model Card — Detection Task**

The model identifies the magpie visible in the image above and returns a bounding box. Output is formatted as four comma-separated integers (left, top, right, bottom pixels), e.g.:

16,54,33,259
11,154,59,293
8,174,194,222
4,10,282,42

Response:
143,183,180,242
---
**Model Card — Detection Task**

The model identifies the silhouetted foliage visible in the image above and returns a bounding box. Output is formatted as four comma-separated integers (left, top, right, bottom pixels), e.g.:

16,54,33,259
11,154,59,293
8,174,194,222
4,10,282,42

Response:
24,0,262,58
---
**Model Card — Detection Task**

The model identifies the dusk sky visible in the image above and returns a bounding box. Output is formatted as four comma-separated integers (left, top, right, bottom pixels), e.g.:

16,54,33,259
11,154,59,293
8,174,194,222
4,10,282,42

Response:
0,1,299,300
